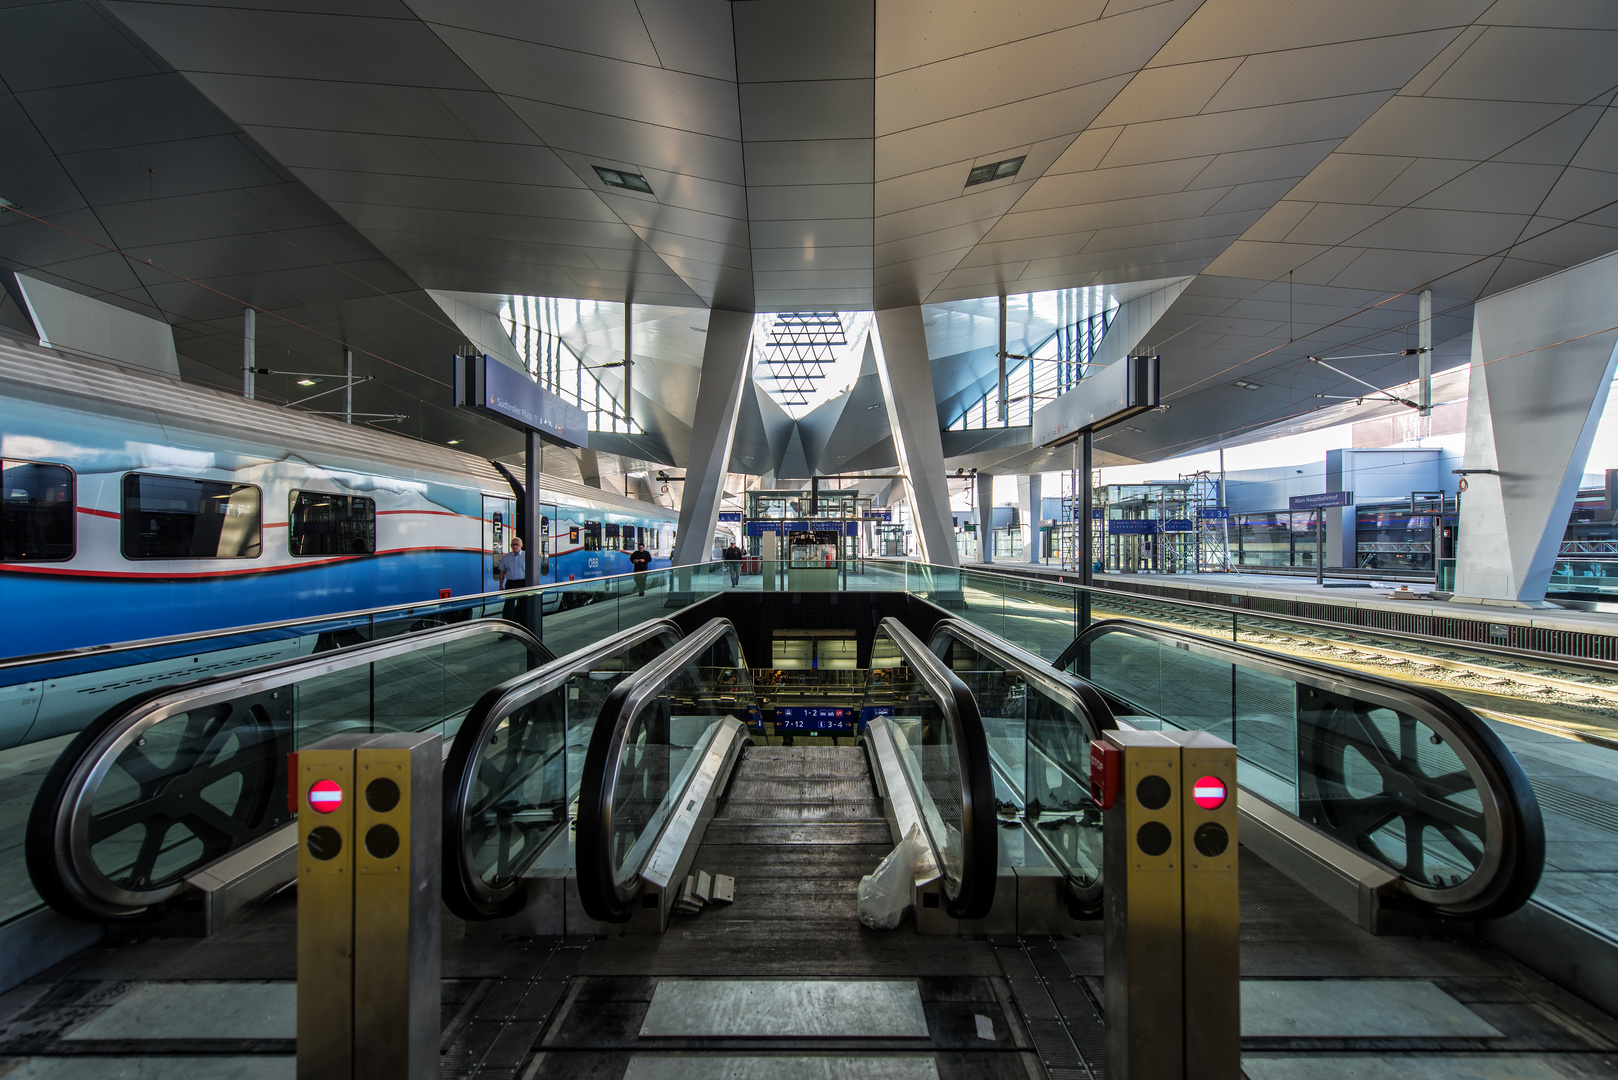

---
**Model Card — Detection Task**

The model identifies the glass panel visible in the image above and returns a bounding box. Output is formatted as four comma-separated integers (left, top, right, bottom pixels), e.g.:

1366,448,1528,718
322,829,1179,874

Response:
121,474,262,559
862,630,967,897
609,633,753,889
1,460,74,561
461,629,679,897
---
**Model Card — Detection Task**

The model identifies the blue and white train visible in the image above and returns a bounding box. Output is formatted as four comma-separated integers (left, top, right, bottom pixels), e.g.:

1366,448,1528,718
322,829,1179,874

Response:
0,333,687,660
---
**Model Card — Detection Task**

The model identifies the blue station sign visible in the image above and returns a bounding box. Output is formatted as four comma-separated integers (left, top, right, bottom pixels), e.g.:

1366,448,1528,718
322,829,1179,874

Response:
1289,490,1354,511
1108,519,1157,535
454,354,589,448
1197,506,1231,520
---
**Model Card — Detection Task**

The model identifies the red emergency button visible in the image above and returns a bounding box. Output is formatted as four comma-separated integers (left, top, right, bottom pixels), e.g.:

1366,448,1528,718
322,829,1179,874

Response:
308,779,344,814
1192,775,1227,810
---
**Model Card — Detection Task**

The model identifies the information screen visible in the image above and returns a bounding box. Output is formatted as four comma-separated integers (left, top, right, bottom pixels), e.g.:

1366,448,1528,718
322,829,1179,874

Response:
774,706,856,733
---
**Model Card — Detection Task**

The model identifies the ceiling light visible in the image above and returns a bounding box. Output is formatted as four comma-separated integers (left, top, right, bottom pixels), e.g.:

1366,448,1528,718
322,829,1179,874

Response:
965,155,1026,187
296,378,318,386
1123,426,1144,433
1233,380,1262,391
867,404,881,410
593,166,653,194
447,438,463,445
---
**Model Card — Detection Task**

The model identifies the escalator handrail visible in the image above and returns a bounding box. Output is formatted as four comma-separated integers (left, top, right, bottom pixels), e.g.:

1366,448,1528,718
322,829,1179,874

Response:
874,617,998,921
576,618,745,923
27,619,549,922
1057,617,1545,919
927,616,1120,742
442,617,687,919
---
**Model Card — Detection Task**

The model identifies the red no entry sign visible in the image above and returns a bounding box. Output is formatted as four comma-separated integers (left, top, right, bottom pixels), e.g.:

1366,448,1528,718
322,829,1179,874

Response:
308,778,344,814
1192,776,1227,810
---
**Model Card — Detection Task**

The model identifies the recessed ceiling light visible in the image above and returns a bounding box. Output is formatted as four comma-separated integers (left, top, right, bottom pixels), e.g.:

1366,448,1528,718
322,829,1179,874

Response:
593,165,653,194
867,403,882,410
296,378,318,386
1123,426,1144,433
965,155,1026,187
1233,380,1262,391
447,438,463,445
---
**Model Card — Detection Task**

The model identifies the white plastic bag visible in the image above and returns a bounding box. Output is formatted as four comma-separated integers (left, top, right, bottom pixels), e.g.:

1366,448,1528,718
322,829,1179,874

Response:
857,823,926,930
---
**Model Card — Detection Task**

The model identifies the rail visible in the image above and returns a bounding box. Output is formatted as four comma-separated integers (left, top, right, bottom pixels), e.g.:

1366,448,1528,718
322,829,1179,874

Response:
1056,618,1545,919
26,619,549,922
925,617,1116,915
442,618,686,920
863,617,998,920
574,618,755,924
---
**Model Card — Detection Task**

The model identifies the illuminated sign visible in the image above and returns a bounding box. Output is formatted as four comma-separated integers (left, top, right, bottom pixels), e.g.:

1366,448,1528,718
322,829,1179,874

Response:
1191,775,1227,810
453,353,589,449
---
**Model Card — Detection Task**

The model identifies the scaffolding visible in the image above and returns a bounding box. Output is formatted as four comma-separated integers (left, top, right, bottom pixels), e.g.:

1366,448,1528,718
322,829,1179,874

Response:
1184,469,1230,572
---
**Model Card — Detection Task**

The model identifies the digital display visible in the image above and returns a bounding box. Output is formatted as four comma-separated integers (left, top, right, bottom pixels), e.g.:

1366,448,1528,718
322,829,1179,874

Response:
775,706,856,732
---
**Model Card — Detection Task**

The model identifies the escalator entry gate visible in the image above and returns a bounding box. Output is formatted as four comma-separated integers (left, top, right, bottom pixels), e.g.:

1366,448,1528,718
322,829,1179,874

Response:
296,733,441,1080
1099,730,1239,1080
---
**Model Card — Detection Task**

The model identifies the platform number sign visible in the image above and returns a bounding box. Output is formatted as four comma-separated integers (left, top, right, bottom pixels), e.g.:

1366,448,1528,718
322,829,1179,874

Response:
491,510,503,550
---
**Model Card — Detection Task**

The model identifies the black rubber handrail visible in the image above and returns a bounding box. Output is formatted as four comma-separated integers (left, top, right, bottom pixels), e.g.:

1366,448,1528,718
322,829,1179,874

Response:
27,619,550,922
1056,617,1545,920
442,618,686,920
927,617,1116,914
873,617,998,921
575,618,746,924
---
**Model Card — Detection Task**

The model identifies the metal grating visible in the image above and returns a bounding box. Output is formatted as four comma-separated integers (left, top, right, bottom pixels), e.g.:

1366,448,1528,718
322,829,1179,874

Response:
997,941,1100,1080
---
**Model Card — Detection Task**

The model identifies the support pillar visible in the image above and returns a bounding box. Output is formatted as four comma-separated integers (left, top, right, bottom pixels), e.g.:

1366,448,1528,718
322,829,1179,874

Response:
1454,252,1618,606
243,307,256,400
1020,474,1042,564
976,471,994,564
873,305,956,566
343,348,353,424
673,309,754,565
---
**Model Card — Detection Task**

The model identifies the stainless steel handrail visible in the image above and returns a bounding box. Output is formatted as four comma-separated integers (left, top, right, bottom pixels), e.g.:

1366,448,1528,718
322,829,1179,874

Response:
1058,617,1545,919
575,618,745,923
872,617,998,921
442,618,686,919
27,619,548,921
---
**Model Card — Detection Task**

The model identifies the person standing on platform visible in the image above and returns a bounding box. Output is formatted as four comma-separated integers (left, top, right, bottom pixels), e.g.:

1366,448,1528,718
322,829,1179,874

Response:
723,540,744,586
496,536,527,622
630,541,653,595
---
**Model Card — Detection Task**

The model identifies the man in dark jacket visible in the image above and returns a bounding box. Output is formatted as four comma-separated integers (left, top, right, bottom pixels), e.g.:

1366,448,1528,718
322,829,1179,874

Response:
630,542,653,595
723,541,744,586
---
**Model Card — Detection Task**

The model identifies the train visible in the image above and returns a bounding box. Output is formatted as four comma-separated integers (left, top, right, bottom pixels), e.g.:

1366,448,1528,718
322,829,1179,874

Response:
0,333,694,662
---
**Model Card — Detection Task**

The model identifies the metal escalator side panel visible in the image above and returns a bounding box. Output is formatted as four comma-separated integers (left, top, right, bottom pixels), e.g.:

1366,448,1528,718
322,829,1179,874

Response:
1057,617,1545,920
26,619,547,923
867,617,997,922
440,618,686,921
576,618,753,924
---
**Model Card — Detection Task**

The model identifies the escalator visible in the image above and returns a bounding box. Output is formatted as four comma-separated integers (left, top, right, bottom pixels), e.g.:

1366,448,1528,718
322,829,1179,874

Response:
1055,617,1545,921
27,618,552,923
570,616,998,928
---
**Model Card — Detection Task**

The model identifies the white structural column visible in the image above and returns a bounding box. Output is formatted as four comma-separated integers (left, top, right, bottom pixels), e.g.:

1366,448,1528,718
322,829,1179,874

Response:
976,471,994,564
872,305,956,567
1454,252,1618,606
672,309,755,565
1020,474,1042,564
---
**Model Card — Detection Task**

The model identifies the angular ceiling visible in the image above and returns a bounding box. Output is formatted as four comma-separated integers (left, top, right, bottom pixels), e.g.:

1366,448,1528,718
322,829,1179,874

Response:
2,0,1617,473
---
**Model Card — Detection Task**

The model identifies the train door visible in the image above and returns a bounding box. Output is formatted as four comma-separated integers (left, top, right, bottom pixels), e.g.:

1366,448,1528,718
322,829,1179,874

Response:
481,493,514,594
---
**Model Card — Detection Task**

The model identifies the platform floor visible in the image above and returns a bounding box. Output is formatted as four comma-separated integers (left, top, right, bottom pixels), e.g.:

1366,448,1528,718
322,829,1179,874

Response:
968,562,1618,636
1,842,1614,1078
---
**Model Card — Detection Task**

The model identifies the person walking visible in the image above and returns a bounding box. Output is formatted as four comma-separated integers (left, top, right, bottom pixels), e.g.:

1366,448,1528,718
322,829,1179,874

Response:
723,540,744,586
630,541,653,595
495,536,527,622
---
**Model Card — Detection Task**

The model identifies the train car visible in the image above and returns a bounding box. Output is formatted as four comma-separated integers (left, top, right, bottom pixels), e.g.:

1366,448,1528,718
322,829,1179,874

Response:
0,334,683,660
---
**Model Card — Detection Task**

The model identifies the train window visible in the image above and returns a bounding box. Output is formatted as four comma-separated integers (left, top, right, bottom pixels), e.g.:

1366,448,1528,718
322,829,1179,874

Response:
122,474,262,559
290,491,376,557
584,522,601,551
1,460,75,562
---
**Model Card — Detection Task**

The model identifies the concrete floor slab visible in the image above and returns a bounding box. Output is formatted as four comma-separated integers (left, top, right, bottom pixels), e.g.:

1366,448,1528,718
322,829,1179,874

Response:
62,982,295,1041
1242,1054,1618,1079
1241,980,1501,1038
639,979,928,1038
624,1056,939,1080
